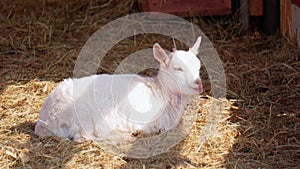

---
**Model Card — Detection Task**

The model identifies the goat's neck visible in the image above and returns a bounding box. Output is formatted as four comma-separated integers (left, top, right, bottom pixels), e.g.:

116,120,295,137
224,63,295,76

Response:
155,72,190,107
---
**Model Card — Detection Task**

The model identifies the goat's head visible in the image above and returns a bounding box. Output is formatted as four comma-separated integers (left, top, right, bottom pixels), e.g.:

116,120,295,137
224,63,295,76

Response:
154,36,203,96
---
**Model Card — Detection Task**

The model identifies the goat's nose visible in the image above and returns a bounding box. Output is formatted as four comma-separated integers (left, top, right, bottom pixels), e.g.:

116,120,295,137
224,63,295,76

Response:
194,78,202,85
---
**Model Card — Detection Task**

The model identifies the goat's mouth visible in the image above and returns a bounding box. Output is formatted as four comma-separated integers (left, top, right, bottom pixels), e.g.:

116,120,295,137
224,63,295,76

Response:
191,86,203,94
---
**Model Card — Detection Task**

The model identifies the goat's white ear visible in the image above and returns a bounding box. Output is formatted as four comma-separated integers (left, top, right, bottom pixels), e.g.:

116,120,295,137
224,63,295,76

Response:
153,43,169,68
190,36,202,55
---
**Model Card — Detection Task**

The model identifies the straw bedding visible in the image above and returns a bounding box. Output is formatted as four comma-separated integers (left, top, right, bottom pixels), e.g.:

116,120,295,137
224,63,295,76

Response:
0,0,299,168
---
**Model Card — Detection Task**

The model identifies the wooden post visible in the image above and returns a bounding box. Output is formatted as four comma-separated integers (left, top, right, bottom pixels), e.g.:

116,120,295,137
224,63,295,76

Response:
280,0,291,39
240,0,250,31
291,3,300,47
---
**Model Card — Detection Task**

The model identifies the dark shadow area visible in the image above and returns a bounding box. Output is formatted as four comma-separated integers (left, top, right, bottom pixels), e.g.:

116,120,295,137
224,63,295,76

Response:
221,33,300,168
224,101,300,168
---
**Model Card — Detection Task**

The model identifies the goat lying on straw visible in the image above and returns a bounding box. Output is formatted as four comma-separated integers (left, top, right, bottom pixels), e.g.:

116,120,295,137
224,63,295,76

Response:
35,37,203,142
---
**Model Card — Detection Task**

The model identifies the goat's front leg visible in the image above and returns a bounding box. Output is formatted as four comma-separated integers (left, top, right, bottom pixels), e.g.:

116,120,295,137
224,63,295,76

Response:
105,129,138,145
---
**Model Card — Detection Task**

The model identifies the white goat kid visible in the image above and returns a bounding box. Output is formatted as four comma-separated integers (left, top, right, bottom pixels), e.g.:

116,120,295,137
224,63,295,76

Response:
35,36,203,142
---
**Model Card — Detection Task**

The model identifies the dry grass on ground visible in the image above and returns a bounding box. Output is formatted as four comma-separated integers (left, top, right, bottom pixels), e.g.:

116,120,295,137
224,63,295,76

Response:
0,0,299,168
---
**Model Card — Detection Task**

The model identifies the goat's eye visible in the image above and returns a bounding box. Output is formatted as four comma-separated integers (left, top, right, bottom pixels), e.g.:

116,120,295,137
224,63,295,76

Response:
174,67,183,71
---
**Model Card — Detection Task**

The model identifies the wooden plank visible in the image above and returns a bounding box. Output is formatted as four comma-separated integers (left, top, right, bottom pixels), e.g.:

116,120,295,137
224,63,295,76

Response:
138,0,231,16
291,3,300,47
280,0,291,39
250,0,262,16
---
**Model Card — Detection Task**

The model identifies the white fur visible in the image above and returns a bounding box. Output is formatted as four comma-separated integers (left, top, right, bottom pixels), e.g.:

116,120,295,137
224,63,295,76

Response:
35,36,203,142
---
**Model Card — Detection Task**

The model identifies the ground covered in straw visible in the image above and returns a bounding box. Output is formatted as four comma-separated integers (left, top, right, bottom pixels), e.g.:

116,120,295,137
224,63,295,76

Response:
0,0,299,168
